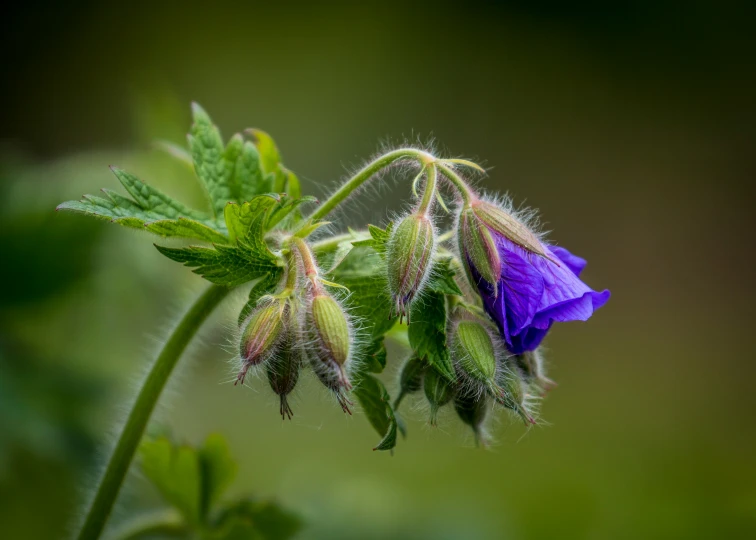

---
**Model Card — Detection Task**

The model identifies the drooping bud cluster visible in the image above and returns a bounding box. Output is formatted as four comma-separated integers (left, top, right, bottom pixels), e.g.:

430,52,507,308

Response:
235,236,357,418
386,212,435,321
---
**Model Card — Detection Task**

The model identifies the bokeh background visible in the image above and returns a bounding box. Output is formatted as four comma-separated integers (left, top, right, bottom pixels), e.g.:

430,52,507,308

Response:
1,1,755,539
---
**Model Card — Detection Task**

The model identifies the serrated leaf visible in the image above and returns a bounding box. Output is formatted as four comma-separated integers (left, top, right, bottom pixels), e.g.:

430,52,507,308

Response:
238,271,284,325
223,195,279,244
56,167,221,242
232,140,273,203
281,167,301,199
198,433,237,519
155,243,280,287
351,222,393,254
154,139,194,168
213,499,302,540
408,289,455,381
362,338,388,373
145,217,229,244
267,195,317,230
331,251,396,340
140,437,202,525
353,374,398,451
248,129,281,178
428,258,463,296
188,103,235,220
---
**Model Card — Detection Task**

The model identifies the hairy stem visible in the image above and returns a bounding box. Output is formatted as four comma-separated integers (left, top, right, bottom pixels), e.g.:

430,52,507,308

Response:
417,163,438,215
437,163,473,205
77,284,230,540
303,148,434,225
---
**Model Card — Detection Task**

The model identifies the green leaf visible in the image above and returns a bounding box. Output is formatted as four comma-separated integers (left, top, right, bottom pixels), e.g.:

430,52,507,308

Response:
267,195,317,230
362,338,388,374
408,289,455,382
199,433,238,519
155,243,281,287
144,217,229,244
238,271,284,326
428,257,463,296
351,222,393,254
56,167,222,243
353,374,398,451
154,139,194,168
247,129,281,178
213,499,302,540
232,140,274,203
281,167,301,199
188,103,235,220
140,437,202,525
223,195,279,244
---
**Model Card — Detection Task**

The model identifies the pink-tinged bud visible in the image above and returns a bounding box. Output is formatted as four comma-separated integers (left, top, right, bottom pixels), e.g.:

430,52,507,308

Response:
457,206,500,290
237,300,288,385
470,199,548,260
307,292,354,413
266,334,302,420
386,213,435,321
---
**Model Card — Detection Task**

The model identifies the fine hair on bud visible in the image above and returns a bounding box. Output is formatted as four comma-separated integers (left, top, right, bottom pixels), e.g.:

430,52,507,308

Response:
265,316,303,419
237,299,289,385
493,363,540,426
515,348,556,394
423,367,455,426
454,391,490,446
448,307,508,401
306,288,356,414
386,212,437,322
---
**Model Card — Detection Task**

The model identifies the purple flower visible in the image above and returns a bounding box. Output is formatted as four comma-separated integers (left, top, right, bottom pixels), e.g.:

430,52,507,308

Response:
458,200,610,354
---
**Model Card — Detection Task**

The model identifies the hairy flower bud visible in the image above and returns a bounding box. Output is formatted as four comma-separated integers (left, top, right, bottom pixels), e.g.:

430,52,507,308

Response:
471,199,547,259
515,348,556,394
237,300,288,385
452,320,497,384
394,355,427,409
266,333,302,420
386,213,435,321
307,291,353,413
423,368,454,426
454,392,490,446
494,367,537,425
458,206,500,289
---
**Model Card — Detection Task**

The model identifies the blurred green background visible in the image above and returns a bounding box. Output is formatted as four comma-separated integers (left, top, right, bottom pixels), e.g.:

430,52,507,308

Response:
1,1,754,539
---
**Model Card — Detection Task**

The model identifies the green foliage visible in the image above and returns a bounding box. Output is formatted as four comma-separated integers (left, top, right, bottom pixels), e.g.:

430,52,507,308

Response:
139,434,301,539
409,291,455,382
353,374,398,452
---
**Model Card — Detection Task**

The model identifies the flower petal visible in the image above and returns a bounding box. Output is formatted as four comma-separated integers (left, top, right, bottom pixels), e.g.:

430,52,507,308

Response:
548,245,587,276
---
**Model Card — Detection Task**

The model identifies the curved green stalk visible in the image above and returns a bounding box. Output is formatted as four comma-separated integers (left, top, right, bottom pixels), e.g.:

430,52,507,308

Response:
77,284,230,540
303,148,434,225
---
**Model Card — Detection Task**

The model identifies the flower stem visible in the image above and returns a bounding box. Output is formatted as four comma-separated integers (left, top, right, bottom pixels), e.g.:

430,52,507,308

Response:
77,284,230,540
304,147,434,225
437,163,473,205
417,163,438,216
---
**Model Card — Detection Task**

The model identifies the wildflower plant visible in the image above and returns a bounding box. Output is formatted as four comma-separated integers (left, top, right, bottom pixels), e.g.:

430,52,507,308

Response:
58,104,609,539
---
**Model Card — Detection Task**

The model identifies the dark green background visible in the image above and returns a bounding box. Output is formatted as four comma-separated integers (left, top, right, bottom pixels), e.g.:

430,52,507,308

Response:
1,1,754,538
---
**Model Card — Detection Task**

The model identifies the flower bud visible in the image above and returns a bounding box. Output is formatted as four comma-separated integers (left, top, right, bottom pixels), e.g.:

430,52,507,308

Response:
394,355,427,409
386,213,435,321
237,300,288,385
457,206,500,289
307,291,354,413
515,348,556,394
494,366,537,425
452,320,497,384
266,334,302,420
454,392,489,446
470,199,547,260
423,368,454,426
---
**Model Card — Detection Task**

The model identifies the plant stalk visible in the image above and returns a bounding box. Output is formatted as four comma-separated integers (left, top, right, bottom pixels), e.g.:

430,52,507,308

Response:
77,284,230,540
